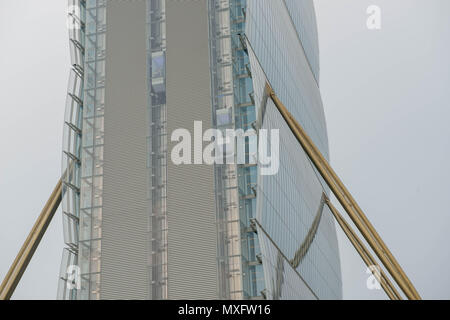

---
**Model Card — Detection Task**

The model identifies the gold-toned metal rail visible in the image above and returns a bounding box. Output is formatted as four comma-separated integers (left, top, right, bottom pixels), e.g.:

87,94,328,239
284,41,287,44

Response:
0,179,62,300
286,106,420,299
325,198,402,300
265,83,420,300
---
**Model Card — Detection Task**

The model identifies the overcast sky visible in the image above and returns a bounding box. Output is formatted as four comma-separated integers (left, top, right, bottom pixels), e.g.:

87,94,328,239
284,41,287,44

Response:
0,0,449,299
315,0,450,299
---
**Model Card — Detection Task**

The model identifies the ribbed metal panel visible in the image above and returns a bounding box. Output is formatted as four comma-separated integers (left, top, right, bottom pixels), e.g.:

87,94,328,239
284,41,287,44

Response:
101,0,150,299
166,0,219,300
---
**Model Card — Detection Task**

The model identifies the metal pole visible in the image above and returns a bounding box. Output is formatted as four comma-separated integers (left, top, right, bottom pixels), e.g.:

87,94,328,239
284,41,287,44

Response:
326,198,402,300
266,83,420,300
0,179,62,300
286,110,421,300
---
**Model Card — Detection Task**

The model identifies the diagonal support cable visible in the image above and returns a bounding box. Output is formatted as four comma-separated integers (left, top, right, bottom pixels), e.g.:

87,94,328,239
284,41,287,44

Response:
265,82,421,300
0,179,62,300
325,197,402,300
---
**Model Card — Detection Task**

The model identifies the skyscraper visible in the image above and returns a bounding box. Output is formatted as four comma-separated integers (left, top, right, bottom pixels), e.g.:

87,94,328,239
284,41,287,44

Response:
58,0,342,300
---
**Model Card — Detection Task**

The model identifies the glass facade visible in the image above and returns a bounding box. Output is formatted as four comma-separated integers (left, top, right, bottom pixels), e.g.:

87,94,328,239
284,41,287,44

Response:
246,0,342,299
76,0,106,300
58,0,342,300
207,0,244,299
228,0,265,298
58,0,86,300
58,0,107,300
147,0,168,300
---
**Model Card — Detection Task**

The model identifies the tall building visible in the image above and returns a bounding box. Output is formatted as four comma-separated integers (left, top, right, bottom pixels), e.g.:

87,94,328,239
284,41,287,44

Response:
58,0,342,300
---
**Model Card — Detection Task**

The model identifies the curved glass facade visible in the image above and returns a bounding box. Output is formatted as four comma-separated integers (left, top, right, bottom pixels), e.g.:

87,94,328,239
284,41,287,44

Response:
245,0,342,299
58,0,107,300
58,0,86,300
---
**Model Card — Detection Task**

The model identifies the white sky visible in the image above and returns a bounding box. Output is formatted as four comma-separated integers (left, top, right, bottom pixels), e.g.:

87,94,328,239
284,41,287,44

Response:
0,0,449,299
315,0,450,299
0,0,67,299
